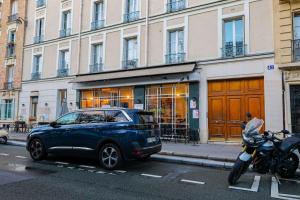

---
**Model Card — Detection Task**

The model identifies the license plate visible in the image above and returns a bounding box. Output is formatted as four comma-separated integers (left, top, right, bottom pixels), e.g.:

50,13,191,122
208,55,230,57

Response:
147,137,156,143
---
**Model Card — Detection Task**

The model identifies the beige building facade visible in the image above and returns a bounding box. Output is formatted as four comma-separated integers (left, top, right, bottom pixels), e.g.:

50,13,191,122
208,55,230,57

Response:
20,0,283,143
275,0,300,134
0,0,27,127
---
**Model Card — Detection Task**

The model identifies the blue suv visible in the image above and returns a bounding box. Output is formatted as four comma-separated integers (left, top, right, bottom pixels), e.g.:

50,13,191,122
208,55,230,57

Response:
26,109,162,170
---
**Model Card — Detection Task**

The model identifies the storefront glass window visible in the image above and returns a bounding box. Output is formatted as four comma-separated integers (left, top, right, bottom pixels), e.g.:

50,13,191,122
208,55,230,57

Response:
80,87,133,109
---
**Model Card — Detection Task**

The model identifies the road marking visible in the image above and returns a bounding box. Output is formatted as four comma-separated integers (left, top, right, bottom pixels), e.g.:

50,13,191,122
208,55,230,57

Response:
67,167,75,170
16,156,27,159
88,170,96,173
279,178,300,184
96,171,106,174
229,176,261,192
55,162,69,165
114,170,127,174
181,179,205,185
57,165,64,168
0,153,9,156
271,177,300,200
78,165,95,169
77,168,85,171
141,174,162,178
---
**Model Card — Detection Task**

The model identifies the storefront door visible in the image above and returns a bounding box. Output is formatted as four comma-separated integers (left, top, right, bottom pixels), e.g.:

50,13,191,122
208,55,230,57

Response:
290,85,300,133
145,84,189,139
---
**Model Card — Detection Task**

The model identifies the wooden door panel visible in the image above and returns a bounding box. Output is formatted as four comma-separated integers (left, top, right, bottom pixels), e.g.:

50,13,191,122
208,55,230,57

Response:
226,96,244,139
208,96,226,139
209,125,226,139
208,80,226,96
227,79,244,95
245,95,264,119
245,78,264,94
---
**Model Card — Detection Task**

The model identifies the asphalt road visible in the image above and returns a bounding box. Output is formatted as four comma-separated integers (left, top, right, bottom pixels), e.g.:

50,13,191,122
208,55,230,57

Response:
0,144,299,200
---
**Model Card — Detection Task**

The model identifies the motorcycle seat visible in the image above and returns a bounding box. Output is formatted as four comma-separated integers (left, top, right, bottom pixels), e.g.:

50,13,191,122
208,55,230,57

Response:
279,136,300,152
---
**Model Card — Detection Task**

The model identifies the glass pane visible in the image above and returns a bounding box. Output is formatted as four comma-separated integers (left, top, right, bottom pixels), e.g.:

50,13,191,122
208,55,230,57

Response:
57,112,79,125
105,110,128,122
160,96,173,124
224,20,233,43
168,31,177,54
80,111,105,124
81,90,93,108
294,15,300,39
235,18,244,43
178,30,184,53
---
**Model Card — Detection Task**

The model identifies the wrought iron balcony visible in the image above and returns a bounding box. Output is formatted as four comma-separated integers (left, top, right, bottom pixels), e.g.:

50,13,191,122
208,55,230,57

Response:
122,59,138,69
91,20,105,30
292,39,300,62
7,14,18,23
36,0,46,8
33,35,44,44
59,28,71,38
221,42,246,58
90,63,103,73
3,82,13,90
123,11,140,23
57,68,69,78
165,53,185,64
31,72,41,80
6,43,16,58
167,0,186,13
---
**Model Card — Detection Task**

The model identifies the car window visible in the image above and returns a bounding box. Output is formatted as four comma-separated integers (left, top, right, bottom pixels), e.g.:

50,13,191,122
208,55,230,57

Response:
79,111,105,124
137,112,155,124
56,112,80,125
105,110,128,122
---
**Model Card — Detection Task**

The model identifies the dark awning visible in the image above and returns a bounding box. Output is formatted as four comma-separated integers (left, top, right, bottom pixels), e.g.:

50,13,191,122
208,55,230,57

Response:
71,63,196,83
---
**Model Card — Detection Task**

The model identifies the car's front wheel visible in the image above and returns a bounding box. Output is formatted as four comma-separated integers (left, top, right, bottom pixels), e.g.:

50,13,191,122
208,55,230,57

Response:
99,143,122,170
29,138,46,161
0,136,7,144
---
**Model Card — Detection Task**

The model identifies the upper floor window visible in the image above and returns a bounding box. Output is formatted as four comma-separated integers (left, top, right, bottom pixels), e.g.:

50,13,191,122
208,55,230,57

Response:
167,0,186,13
34,18,44,43
4,66,14,90
166,29,185,64
8,30,16,43
90,43,103,73
60,10,71,37
11,0,18,15
222,17,245,58
32,55,42,80
36,0,46,8
123,37,138,69
91,1,104,30
124,0,139,23
58,49,69,77
293,13,300,62
7,30,16,58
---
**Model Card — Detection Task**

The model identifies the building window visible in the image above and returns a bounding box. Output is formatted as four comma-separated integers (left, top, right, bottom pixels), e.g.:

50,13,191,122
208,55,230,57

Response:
91,1,104,30
222,17,245,58
124,0,139,23
8,0,18,23
34,18,44,43
0,99,14,120
30,96,39,120
60,10,71,37
123,37,138,69
293,13,300,62
32,55,42,80
4,66,14,90
90,43,103,73
7,30,16,58
166,0,186,13
58,50,69,77
36,0,46,8
166,29,185,64
80,87,133,109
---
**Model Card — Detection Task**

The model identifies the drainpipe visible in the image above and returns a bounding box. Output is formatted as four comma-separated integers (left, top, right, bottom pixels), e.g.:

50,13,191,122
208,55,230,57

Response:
145,0,149,66
76,0,83,75
282,71,286,131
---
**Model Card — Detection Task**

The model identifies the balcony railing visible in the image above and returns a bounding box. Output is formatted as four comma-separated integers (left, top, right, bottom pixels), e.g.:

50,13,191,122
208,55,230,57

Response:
91,20,105,30
6,43,16,58
7,13,18,23
292,39,300,62
122,59,138,69
33,35,44,44
167,0,186,13
31,72,41,80
124,11,140,23
221,42,247,58
3,82,13,90
36,0,46,8
57,67,69,78
165,53,185,64
59,28,71,38
90,63,103,73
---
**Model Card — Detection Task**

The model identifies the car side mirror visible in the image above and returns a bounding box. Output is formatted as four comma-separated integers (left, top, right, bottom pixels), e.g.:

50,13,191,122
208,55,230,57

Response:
50,121,59,128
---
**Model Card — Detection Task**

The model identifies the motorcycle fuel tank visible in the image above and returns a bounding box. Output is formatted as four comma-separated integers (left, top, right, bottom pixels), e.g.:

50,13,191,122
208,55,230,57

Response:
259,141,274,152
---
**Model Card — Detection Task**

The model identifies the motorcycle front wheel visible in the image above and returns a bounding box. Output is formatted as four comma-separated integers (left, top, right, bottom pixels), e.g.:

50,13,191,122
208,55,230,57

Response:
228,158,247,185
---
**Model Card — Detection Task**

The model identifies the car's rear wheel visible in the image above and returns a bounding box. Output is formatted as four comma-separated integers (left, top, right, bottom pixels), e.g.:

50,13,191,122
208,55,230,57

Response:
0,136,7,144
29,138,46,161
99,143,122,170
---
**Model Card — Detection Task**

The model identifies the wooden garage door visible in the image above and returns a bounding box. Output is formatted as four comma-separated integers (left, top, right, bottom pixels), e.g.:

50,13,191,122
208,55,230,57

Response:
208,78,265,141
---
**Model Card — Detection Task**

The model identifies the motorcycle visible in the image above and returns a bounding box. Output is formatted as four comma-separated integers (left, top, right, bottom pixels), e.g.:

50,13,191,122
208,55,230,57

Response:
228,117,300,185
0,128,8,144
